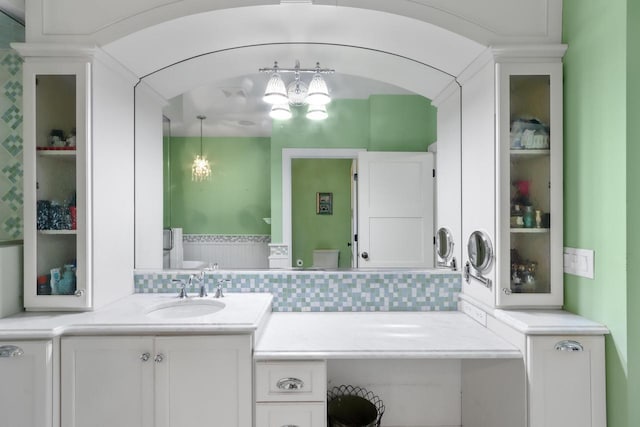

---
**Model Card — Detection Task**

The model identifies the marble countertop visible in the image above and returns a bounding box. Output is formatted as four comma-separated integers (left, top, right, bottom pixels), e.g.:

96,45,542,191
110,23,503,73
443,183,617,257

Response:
494,309,610,335
0,293,273,339
254,312,522,360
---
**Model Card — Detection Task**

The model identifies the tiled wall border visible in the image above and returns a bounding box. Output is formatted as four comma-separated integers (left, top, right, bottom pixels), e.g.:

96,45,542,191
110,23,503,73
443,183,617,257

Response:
183,234,271,243
0,50,23,240
134,270,461,312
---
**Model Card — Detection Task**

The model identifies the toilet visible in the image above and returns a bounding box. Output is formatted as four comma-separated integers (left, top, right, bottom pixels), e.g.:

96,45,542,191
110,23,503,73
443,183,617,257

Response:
312,249,340,269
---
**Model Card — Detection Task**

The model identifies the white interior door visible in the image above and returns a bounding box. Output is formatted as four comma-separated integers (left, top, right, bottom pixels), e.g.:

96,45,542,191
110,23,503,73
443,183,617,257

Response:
351,159,358,268
357,152,435,268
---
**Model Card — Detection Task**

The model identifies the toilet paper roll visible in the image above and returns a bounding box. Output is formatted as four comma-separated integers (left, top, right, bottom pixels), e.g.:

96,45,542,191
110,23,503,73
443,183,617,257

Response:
296,259,304,267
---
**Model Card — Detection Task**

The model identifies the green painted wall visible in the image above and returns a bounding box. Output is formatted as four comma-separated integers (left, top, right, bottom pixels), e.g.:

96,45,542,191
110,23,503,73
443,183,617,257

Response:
563,1,629,425
166,136,271,234
164,95,435,239
627,0,640,423
271,95,436,241
369,95,437,151
292,159,353,268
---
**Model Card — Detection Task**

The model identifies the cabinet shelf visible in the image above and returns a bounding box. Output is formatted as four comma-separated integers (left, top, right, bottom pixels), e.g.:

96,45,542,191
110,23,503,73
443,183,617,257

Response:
510,149,550,158
37,149,76,160
510,228,550,234
38,229,77,235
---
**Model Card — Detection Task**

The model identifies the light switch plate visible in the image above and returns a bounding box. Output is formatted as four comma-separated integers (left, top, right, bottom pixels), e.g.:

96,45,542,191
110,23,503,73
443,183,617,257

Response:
563,247,595,279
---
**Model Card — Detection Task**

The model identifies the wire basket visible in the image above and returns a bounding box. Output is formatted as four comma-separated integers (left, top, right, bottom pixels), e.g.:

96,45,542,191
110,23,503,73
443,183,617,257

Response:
327,385,385,427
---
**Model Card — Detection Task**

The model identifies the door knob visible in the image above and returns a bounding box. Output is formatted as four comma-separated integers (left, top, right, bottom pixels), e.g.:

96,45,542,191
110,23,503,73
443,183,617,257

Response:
361,252,369,260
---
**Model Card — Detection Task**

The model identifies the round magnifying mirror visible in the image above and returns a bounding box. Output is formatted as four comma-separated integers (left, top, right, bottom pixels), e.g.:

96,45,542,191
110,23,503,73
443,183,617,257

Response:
467,231,493,274
435,227,454,262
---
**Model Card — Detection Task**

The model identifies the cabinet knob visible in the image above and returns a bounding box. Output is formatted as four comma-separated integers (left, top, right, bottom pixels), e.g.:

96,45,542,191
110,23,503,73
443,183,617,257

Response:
140,352,151,362
502,288,512,295
276,377,304,391
361,252,369,260
0,345,24,358
74,289,84,297
154,353,164,363
554,340,584,352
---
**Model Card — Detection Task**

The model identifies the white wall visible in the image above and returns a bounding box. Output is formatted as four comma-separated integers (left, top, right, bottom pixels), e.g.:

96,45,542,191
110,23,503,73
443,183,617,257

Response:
91,55,136,307
460,52,496,307
0,243,23,317
134,83,165,269
433,82,462,268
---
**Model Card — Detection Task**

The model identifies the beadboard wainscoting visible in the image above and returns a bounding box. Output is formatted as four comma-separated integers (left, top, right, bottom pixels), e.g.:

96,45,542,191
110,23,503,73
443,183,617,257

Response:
182,234,270,269
134,270,461,312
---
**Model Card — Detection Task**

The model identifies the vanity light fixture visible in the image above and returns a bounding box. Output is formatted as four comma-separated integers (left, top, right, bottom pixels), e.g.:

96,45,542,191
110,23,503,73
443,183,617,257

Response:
192,115,212,182
260,60,334,120
306,104,328,120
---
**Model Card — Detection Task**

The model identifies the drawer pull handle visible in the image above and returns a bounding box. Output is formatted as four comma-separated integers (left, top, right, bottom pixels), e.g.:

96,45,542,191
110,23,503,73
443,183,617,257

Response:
276,377,304,391
554,340,584,352
281,425,299,427
0,345,24,358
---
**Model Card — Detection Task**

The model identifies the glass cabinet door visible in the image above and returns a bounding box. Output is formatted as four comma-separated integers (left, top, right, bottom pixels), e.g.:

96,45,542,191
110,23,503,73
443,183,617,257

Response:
23,61,90,310
497,62,563,307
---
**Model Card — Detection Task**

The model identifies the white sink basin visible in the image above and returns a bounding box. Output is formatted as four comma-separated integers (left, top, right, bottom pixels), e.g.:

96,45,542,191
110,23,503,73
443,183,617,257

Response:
146,299,225,319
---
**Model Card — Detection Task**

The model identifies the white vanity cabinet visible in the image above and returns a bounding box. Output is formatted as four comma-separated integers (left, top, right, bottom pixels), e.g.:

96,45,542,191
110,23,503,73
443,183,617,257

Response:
495,54,565,308
527,335,606,427
16,44,135,312
462,46,567,309
0,340,54,427
61,335,252,427
255,360,327,427
21,58,91,310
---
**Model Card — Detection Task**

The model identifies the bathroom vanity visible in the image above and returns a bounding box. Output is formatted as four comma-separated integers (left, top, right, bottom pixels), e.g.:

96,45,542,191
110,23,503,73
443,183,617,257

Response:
0,291,606,427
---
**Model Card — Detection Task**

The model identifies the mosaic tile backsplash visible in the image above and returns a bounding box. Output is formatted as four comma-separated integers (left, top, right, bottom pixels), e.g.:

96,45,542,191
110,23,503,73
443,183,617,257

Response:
0,49,23,241
134,270,461,312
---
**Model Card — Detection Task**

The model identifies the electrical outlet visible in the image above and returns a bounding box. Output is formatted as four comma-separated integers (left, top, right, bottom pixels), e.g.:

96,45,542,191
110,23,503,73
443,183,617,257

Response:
563,247,594,279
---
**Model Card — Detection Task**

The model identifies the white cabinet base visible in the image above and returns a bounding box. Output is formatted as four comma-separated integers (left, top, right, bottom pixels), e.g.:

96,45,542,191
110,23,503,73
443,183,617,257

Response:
0,340,53,427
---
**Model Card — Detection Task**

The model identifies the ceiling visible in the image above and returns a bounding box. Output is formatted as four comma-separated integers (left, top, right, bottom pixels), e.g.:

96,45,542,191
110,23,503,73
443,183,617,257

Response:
165,69,413,138
0,0,24,23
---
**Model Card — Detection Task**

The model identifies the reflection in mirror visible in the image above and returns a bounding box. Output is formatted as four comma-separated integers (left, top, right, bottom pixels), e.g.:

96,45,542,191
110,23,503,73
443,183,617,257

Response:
464,231,493,289
134,61,462,272
161,83,442,270
435,227,457,271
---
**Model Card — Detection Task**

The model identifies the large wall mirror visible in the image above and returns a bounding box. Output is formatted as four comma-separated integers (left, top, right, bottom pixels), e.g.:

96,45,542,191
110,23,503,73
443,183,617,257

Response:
123,9,472,271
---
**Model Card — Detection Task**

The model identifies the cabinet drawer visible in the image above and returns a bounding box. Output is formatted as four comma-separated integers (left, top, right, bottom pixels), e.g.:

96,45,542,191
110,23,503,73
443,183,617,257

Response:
255,402,325,427
256,360,326,402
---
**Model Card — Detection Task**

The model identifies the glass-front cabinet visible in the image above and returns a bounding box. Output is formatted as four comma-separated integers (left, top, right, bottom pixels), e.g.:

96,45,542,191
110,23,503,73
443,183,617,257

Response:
497,62,563,307
23,60,91,310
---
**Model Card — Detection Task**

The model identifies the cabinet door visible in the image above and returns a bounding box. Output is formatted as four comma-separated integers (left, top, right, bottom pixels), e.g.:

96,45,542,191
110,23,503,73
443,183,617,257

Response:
154,335,252,427
22,59,91,310
496,62,563,308
61,336,154,427
527,335,606,427
0,341,53,427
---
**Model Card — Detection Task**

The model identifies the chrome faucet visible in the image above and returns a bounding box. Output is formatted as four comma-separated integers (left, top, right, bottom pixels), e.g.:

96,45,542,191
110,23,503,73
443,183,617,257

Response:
215,279,229,298
196,271,207,297
172,279,189,299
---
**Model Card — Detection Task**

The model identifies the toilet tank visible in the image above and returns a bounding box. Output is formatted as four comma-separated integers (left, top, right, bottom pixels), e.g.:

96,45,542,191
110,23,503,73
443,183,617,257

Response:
312,249,339,269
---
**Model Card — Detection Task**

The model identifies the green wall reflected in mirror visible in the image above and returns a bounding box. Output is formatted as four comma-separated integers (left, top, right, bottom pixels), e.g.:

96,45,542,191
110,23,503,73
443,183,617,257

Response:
162,94,437,269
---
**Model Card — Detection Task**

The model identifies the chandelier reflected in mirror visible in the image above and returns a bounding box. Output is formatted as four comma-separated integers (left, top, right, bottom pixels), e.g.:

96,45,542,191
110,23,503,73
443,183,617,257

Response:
260,61,334,120
192,115,212,182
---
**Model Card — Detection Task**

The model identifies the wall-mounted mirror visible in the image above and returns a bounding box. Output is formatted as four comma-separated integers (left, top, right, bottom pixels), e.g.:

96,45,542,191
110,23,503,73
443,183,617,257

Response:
435,227,457,271
131,43,464,272
464,230,493,288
